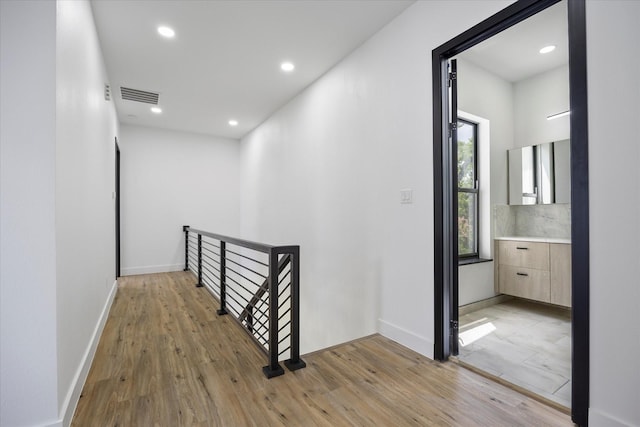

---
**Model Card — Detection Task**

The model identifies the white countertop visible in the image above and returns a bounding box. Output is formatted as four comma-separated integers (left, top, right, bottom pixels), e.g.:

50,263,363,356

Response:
495,236,571,244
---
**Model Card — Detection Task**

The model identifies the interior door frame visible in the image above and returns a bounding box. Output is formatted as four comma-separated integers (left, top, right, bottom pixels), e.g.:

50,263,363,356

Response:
432,1,590,425
115,138,121,278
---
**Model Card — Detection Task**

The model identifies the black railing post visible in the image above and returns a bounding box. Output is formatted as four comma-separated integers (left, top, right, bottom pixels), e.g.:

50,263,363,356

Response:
196,234,203,287
263,248,284,378
247,306,254,333
217,241,228,315
285,247,306,371
183,225,189,271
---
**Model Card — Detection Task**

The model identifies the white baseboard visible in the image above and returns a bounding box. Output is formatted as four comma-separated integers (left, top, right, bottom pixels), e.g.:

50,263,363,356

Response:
121,263,183,276
590,408,635,427
59,279,118,427
378,319,434,359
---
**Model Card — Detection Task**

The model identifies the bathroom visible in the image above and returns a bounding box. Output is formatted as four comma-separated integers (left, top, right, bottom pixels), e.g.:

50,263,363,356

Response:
452,1,572,410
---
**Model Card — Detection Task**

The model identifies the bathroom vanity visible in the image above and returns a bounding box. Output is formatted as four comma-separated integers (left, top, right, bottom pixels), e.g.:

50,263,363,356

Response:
495,237,571,307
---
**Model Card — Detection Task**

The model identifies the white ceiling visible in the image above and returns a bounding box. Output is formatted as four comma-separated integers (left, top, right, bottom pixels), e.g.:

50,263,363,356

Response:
91,0,414,139
458,1,568,83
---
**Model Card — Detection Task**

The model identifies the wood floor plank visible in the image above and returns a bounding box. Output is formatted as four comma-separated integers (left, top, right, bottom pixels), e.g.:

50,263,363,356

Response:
72,272,573,426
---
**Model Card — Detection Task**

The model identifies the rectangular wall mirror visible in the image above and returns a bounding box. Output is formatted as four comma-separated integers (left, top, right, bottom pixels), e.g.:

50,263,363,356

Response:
508,139,570,205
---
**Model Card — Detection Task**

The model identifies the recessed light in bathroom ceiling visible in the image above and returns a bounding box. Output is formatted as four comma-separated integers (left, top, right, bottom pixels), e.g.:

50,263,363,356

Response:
280,62,295,72
228,119,238,126
157,26,175,38
539,45,556,54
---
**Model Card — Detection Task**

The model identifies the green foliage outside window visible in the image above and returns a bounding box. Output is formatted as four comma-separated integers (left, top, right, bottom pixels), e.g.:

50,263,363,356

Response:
457,120,477,257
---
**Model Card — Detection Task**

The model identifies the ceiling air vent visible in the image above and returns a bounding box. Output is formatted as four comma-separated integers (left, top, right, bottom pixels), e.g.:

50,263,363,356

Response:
120,87,159,105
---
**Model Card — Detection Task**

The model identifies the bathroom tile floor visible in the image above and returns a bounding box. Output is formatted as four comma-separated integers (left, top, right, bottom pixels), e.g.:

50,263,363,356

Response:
458,299,571,408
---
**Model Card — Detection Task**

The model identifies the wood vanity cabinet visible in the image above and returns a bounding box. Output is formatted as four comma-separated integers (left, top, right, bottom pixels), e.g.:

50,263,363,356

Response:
550,243,572,307
495,239,571,308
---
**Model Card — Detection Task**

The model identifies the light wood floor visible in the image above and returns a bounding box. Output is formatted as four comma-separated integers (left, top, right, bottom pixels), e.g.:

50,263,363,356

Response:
72,272,574,426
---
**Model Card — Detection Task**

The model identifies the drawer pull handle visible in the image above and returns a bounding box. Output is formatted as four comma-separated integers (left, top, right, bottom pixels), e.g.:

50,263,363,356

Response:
517,272,529,277
516,247,529,250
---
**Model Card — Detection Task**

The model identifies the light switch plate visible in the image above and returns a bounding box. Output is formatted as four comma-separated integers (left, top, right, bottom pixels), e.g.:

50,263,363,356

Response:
400,189,413,204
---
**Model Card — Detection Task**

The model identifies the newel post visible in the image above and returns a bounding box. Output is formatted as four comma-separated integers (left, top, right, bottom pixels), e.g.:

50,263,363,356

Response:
263,248,285,378
285,246,306,371
217,241,228,315
196,234,203,287
183,225,189,271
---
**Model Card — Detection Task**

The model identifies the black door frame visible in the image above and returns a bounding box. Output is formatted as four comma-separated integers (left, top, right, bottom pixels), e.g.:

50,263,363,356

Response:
115,138,121,278
432,1,589,425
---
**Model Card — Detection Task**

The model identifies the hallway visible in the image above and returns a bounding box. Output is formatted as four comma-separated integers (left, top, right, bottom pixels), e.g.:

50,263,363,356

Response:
72,272,572,426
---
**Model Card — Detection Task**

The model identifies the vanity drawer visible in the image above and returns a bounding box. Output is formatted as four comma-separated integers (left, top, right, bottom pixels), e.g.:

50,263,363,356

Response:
499,265,550,303
498,240,549,270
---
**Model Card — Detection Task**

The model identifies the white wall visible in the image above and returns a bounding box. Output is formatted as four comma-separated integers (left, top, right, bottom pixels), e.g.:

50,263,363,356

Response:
240,0,512,356
456,58,515,305
586,2,640,426
514,65,570,148
120,125,240,275
0,1,60,426
1,1,121,426
55,1,121,425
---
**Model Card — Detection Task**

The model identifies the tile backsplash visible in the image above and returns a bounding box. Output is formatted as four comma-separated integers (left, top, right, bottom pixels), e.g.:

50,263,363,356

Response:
494,204,571,239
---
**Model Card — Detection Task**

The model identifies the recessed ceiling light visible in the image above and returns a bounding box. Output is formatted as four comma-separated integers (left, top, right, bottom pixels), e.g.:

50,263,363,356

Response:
157,26,175,38
151,107,162,114
280,62,295,72
539,45,556,54
228,119,238,126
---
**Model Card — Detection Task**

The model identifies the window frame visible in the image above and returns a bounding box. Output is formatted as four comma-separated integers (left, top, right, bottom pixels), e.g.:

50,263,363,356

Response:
457,118,479,259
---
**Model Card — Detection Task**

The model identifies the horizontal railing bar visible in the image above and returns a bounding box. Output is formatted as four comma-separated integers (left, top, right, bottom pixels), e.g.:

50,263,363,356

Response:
224,257,267,279
202,257,221,273
225,248,269,267
243,295,269,313
225,287,252,307
278,297,291,311
253,327,269,344
188,228,299,257
225,266,262,288
278,271,290,286
278,310,290,322
278,283,291,299
202,273,220,289
188,228,276,253
202,263,221,282
201,239,220,249
250,319,268,331
278,321,291,334
278,346,291,357
201,269,220,288
202,252,221,267
198,282,269,356
255,298,268,313
249,319,269,336
278,335,290,345
202,245,220,258
224,274,257,296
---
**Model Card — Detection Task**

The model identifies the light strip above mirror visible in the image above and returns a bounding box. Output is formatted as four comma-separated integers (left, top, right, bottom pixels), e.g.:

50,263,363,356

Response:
547,110,570,120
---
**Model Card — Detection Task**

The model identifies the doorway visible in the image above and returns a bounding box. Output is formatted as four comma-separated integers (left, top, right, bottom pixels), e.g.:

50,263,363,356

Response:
432,0,589,425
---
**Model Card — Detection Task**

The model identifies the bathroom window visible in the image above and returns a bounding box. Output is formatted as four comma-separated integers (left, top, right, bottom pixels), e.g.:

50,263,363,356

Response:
457,118,478,258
